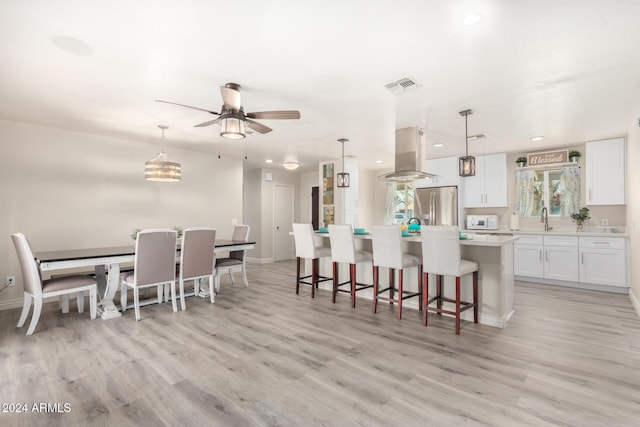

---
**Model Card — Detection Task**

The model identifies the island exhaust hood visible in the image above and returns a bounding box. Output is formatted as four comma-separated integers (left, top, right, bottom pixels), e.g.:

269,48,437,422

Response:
379,127,436,182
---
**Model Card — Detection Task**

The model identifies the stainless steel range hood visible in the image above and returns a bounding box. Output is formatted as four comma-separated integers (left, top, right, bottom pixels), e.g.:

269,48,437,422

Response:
379,127,436,182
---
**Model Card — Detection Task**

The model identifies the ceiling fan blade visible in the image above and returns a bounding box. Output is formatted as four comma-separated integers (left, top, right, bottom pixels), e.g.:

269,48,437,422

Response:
220,85,241,111
194,118,221,127
245,119,272,134
155,99,219,115
246,110,301,120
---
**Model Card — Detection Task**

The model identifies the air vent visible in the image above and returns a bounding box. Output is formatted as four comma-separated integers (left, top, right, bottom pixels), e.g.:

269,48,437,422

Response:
384,77,419,94
467,133,487,141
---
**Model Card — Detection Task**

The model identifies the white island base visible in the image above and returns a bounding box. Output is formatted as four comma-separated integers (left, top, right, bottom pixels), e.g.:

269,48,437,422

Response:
304,233,517,328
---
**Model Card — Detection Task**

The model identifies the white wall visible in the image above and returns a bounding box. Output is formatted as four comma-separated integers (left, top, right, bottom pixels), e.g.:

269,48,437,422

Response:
243,169,262,258
0,120,243,309
626,116,640,316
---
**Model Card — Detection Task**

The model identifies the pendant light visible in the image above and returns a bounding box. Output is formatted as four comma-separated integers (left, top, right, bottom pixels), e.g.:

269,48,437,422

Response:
458,109,476,177
145,124,181,182
337,138,350,188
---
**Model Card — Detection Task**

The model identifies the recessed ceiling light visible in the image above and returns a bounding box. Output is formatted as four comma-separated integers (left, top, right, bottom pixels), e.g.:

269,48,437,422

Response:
462,13,482,26
530,136,545,142
375,160,383,164
433,143,444,148
52,36,95,56
265,159,273,163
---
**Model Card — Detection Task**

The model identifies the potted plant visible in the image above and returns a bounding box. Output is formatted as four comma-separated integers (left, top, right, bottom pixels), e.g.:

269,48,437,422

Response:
570,207,590,232
569,150,581,163
515,156,527,167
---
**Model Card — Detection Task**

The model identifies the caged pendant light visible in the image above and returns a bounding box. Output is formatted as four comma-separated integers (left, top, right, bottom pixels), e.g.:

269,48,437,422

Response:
337,138,350,188
145,124,181,182
458,109,476,177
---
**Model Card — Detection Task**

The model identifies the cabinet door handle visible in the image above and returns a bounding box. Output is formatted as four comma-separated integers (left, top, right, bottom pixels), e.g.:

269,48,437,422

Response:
545,250,548,261
539,250,542,261
592,241,610,245
581,252,584,264
485,194,488,204
589,189,592,202
480,194,483,204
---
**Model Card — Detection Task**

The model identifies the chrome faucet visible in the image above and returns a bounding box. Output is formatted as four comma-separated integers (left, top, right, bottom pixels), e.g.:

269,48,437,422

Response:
541,207,552,231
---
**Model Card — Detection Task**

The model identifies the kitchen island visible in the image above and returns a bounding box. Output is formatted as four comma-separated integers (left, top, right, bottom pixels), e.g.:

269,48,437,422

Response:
308,232,517,328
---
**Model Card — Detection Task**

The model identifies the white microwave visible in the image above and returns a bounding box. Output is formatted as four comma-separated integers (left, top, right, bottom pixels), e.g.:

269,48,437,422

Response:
466,215,499,230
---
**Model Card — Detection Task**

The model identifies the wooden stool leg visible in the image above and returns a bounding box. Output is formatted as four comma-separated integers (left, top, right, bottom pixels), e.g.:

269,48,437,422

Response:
296,257,301,294
455,276,461,335
436,274,443,315
473,271,479,324
389,268,395,305
332,262,338,303
397,269,403,320
311,258,317,299
418,264,423,312
422,272,429,326
350,263,356,308
372,265,379,313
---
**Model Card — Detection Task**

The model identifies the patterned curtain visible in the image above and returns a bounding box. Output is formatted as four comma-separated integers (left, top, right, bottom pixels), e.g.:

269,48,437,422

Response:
560,166,580,216
383,182,396,224
515,170,537,216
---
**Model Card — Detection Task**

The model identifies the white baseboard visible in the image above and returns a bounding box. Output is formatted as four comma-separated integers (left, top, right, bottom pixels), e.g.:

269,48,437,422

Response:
630,288,640,319
0,297,24,311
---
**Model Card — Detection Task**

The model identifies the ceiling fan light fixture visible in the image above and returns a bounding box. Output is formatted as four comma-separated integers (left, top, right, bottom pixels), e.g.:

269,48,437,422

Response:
220,117,245,139
458,109,476,177
282,161,300,170
145,125,181,182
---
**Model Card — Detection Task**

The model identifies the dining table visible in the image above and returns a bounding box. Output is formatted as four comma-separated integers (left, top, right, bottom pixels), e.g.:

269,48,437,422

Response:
35,239,256,319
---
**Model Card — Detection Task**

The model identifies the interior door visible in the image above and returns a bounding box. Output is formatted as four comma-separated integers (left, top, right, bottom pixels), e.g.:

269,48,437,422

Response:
275,184,294,261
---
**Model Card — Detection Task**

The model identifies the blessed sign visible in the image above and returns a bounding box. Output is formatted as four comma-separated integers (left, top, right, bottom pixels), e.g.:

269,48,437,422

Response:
527,150,568,166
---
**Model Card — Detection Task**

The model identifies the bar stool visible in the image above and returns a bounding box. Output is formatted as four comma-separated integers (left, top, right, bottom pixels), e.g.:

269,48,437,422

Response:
371,225,422,320
328,224,373,308
420,225,478,335
292,223,332,298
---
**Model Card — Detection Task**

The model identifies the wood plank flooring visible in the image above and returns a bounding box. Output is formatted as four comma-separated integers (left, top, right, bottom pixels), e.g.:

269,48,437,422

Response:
1,260,639,426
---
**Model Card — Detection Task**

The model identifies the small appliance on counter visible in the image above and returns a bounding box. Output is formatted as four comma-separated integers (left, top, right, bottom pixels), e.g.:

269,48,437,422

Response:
407,218,421,233
466,214,499,230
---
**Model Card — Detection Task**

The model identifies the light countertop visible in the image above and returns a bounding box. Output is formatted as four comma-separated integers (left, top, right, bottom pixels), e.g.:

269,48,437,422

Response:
462,228,628,238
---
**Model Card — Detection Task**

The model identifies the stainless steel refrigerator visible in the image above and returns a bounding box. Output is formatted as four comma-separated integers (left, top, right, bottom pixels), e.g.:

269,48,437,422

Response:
414,186,458,226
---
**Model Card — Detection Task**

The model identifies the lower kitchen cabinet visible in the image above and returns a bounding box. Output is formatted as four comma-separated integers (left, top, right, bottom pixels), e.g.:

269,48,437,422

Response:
579,237,626,287
514,233,627,291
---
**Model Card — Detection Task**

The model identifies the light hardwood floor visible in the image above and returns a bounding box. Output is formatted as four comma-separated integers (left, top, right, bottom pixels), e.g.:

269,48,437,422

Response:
1,260,639,426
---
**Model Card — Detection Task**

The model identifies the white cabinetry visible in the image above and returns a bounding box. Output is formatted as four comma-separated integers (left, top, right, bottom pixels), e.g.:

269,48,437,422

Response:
579,237,626,287
514,234,578,281
515,233,627,290
462,153,507,208
586,138,625,205
543,236,579,282
416,156,459,188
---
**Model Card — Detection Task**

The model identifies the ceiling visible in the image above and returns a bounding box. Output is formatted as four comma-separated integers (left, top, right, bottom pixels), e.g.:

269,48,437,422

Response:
2,1,640,173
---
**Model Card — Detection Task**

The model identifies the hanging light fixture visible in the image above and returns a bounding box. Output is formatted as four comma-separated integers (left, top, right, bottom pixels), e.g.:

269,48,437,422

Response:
145,124,181,182
458,109,476,177
337,138,350,188
282,161,300,170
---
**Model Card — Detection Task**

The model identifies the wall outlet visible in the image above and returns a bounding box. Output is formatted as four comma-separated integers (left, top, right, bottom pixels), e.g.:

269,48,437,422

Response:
231,219,238,226
601,218,609,226
7,276,15,287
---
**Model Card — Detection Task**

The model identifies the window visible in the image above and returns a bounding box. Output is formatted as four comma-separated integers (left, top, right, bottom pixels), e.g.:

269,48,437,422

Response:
384,182,414,224
515,166,580,217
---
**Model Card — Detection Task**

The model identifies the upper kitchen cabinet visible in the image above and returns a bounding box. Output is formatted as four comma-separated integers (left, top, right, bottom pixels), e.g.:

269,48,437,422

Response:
586,138,625,205
415,156,459,188
462,153,507,208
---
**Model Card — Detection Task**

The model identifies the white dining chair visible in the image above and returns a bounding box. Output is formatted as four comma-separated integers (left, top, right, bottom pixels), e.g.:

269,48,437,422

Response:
328,224,373,308
371,225,422,320
178,227,216,307
214,225,250,293
11,233,97,335
120,229,177,321
292,223,332,298
420,225,478,334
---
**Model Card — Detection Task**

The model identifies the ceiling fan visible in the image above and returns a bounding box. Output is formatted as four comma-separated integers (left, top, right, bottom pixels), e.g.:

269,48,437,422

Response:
155,83,301,139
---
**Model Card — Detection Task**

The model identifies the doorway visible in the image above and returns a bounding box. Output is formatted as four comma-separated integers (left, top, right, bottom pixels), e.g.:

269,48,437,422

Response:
311,186,319,230
274,184,294,261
